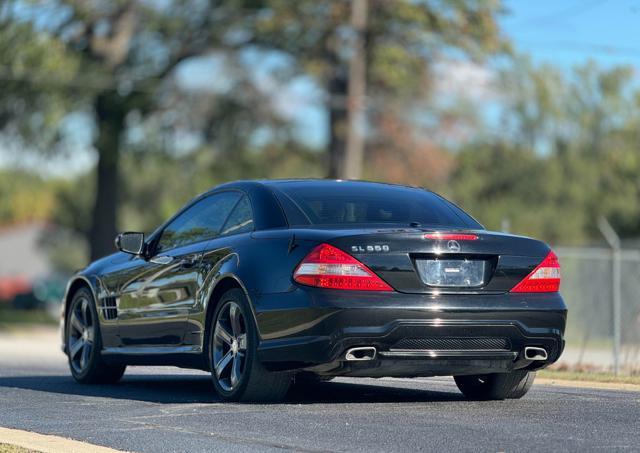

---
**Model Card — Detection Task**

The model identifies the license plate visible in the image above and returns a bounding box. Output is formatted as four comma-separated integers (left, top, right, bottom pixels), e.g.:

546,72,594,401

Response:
416,259,486,288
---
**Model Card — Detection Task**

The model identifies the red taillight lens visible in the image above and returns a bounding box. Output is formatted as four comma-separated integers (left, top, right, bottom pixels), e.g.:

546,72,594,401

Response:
293,243,393,291
424,233,479,241
510,251,561,293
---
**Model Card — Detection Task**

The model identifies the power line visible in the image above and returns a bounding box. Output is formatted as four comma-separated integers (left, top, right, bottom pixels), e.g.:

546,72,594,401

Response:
516,40,640,58
517,0,609,27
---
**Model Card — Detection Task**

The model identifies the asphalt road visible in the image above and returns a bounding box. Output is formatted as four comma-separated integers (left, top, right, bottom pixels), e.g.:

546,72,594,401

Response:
0,331,639,452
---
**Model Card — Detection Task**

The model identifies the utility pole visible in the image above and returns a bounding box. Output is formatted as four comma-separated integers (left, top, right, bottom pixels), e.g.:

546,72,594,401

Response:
598,216,622,375
343,0,368,180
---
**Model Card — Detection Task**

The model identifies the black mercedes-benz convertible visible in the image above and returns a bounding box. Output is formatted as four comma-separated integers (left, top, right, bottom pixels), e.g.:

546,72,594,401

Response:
62,179,566,402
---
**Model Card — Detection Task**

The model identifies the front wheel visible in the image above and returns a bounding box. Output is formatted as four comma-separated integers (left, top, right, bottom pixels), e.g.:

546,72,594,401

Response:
66,288,126,384
208,289,291,402
454,370,536,400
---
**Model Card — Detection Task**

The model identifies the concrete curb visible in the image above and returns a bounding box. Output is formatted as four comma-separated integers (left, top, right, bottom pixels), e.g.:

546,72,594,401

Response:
536,378,640,392
0,427,127,453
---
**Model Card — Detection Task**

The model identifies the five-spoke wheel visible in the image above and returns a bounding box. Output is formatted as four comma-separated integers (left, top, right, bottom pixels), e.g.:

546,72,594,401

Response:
68,295,95,375
66,288,125,384
209,289,291,402
212,301,247,392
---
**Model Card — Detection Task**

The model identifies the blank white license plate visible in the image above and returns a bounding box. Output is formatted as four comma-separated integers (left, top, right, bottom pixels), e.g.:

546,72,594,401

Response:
416,259,486,287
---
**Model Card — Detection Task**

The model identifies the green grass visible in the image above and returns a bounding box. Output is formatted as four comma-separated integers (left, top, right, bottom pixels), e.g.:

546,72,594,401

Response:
0,444,39,453
0,307,57,330
539,369,640,385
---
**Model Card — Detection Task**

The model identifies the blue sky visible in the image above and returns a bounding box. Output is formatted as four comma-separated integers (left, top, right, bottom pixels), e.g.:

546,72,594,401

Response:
502,0,640,71
2,0,639,176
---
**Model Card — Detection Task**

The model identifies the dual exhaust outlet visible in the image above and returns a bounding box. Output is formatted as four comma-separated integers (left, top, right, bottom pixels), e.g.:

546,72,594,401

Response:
523,346,548,361
344,345,548,361
345,346,377,361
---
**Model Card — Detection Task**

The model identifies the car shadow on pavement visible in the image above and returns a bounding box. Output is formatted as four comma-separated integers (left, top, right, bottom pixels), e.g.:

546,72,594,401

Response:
0,374,219,404
287,380,465,404
0,374,464,405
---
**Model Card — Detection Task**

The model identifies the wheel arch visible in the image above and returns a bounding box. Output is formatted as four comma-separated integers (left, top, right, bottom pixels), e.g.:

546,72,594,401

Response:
203,274,255,338
199,249,261,342
61,275,100,353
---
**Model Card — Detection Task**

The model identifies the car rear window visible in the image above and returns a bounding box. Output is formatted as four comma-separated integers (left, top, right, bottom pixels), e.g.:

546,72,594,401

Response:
272,183,482,229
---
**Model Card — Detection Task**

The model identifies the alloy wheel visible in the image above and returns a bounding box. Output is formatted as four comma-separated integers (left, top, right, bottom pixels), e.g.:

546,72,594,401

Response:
68,296,95,374
212,301,247,392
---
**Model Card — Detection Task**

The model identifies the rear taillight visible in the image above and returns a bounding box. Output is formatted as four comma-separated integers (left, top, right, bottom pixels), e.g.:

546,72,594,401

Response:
510,250,561,293
293,243,393,291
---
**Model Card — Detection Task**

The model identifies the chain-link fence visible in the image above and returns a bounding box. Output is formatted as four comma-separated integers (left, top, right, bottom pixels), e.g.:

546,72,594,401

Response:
555,247,640,374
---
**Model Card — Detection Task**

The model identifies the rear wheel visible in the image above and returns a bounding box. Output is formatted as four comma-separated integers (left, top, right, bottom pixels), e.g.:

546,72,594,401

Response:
208,289,291,402
454,370,536,400
66,288,126,384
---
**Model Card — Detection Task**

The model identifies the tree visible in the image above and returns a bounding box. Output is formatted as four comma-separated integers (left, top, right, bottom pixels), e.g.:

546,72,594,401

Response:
0,0,281,260
1,0,507,260
450,59,640,244
248,0,506,178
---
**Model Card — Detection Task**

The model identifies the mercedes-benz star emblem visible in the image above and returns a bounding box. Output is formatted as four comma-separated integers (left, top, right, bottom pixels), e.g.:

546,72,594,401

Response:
447,240,461,252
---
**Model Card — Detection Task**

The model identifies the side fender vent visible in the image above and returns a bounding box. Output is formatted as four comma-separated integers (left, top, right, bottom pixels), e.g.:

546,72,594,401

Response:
102,296,118,320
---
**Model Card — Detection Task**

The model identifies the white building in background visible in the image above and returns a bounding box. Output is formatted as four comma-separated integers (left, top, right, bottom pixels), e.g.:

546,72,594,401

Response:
0,223,52,301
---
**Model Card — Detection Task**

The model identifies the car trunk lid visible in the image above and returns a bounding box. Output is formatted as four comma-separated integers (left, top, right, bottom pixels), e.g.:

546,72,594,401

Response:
325,228,550,294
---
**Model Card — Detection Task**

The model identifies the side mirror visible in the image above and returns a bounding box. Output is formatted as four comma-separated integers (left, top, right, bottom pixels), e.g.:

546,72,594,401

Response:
115,232,145,255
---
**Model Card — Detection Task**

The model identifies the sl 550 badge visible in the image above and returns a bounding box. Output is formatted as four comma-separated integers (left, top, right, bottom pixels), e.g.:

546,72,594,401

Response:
351,245,390,253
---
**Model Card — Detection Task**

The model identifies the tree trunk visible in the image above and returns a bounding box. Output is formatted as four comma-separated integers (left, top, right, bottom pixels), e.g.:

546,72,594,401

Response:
89,93,125,261
327,0,368,180
344,0,368,180
327,70,348,179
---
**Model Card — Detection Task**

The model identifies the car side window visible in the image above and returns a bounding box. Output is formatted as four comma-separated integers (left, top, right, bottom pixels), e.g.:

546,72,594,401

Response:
220,195,254,236
156,192,241,253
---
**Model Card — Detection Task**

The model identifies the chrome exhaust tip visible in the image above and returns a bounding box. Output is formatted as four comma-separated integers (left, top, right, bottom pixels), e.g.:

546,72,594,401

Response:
524,346,548,361
345,346,377,361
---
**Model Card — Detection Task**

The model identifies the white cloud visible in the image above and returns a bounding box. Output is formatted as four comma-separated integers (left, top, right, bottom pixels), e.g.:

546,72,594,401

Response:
433,59,497,102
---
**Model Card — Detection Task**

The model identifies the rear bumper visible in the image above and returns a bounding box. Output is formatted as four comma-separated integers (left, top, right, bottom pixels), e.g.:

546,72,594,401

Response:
252,288,567,377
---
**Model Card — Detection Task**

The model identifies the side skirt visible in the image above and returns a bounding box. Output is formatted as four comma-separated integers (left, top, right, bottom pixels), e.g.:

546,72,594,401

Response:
101,346,208,370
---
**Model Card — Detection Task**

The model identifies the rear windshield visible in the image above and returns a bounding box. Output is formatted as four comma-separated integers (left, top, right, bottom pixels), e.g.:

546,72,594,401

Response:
272,183,482,229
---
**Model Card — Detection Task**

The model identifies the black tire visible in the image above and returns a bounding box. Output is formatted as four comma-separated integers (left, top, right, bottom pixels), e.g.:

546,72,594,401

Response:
66,288,126,384
454,370,536,400
207,288,291,403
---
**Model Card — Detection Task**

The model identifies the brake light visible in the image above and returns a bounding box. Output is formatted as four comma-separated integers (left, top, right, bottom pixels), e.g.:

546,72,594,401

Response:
424,233,479,241
293,243,393,291
510,250,561,293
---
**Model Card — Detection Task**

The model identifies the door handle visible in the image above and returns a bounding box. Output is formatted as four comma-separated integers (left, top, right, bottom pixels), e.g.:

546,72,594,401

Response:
179,254,202,269
150,255,174,265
